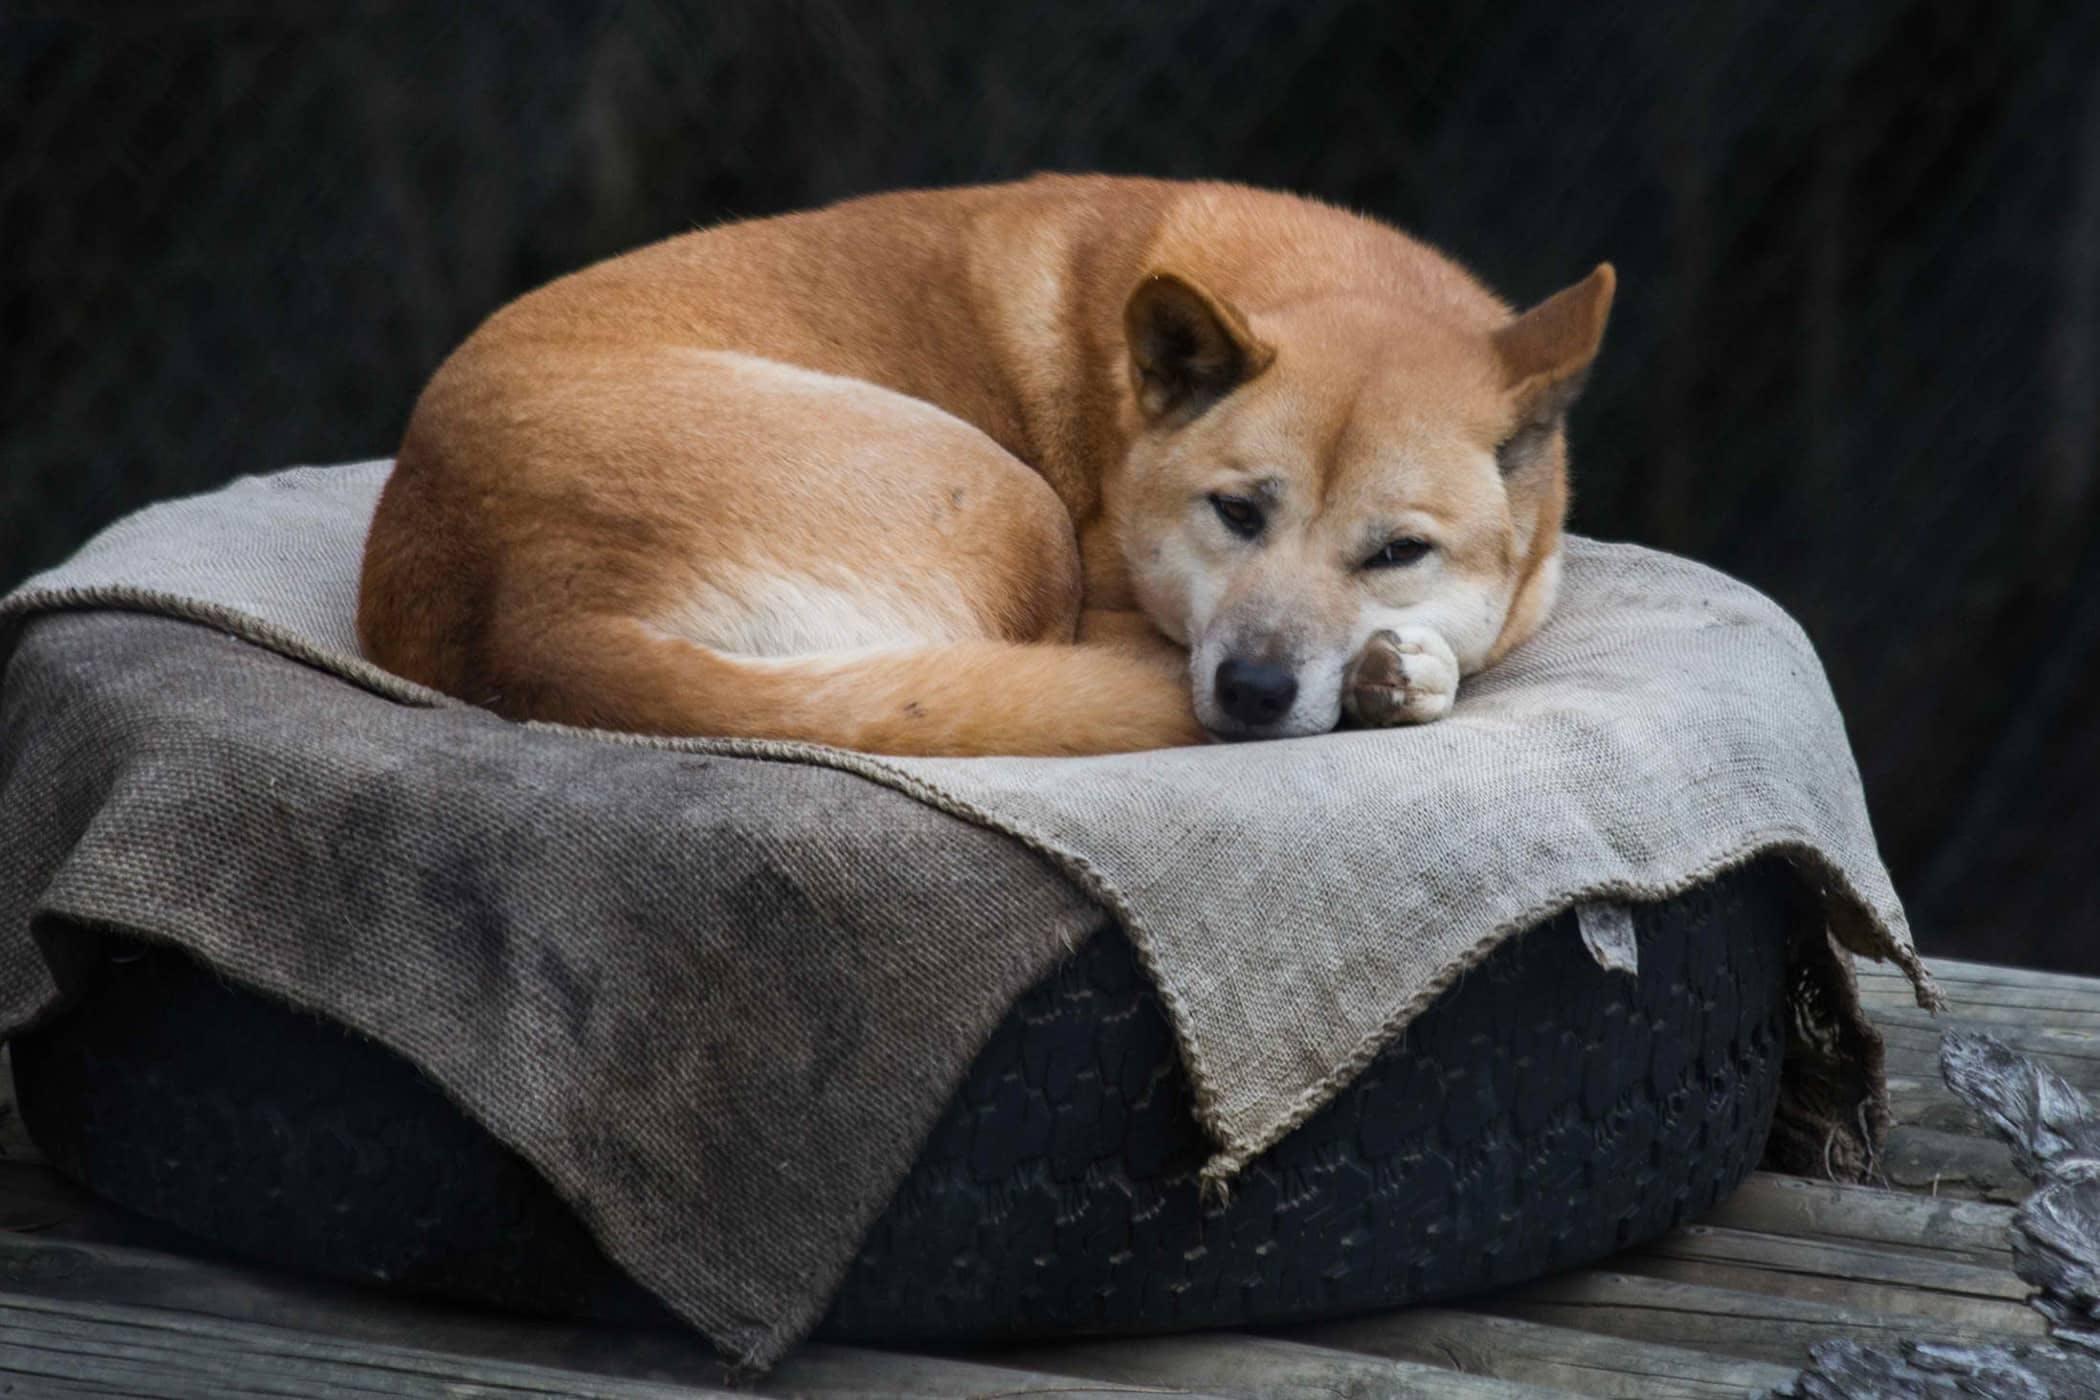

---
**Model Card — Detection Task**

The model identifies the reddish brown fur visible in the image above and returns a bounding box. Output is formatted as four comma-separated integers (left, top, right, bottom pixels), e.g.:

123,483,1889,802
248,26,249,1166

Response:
359,176,1611,756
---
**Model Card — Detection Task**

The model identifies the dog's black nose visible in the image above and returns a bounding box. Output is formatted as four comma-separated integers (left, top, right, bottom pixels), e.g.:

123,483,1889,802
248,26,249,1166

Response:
1215,658,1299,727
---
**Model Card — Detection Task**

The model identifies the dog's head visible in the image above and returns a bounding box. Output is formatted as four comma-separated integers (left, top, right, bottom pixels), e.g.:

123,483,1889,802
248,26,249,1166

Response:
1113,260,1613,740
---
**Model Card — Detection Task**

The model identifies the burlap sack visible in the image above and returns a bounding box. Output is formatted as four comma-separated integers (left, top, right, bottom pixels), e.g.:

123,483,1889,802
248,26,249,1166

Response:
0,461,1937,1363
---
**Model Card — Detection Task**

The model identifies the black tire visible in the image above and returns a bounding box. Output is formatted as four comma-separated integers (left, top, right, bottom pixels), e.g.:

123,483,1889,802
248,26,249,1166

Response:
12,858,1795,1343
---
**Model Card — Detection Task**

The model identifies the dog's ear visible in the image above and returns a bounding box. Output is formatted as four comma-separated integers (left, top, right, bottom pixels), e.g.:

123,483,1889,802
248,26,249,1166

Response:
1125,272,1274,425
1492,263,1615,475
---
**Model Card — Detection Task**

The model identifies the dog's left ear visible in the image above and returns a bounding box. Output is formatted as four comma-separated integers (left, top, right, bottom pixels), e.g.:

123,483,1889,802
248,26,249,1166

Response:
1125,272,1275,425
1492,263,1615,474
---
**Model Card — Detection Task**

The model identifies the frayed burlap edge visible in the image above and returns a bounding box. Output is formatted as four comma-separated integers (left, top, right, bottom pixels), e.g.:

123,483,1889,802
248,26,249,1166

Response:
0,586,1945,1363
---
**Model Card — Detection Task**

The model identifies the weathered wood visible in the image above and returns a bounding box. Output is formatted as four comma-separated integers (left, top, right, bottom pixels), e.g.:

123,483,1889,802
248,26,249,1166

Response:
18,951,2100,1396
0,1230,1176,1399
1941,1032,2100,1324
1859,958,2100,996
1616,1225,2041,1338
764,1346,1195,1398
1278,1305,1798,1398
1699,1172,2016,1267
1856,963,2100,1000
1860,982,2100,1027
1765,1027,2100,1397
1771,1335,2100,1399
1881,1041,2041,1208
1640,1221,2029,1301
0,1373,139,1396
1876,1006,2100,1064
981,1333,1569,1398
1886,1071,1982,1132
1881,1031,2100,1089
1854,967,2089,999
1827,967,2100,1209
0,1228,653,1368
1481,1269,2038,1367
0,1287,736,1398
1883,1069,2029,1200
1880,1124,2027,1202
1868,986,2100,1184
1883,1032,2100,1099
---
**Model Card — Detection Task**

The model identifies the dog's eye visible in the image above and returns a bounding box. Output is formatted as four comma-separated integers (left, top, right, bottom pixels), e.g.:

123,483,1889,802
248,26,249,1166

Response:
1208,493,1265,539
1364,537,1432,570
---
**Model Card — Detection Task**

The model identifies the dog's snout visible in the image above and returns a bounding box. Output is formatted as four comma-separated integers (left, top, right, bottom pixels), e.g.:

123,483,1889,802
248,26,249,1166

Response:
1215,658,1298,727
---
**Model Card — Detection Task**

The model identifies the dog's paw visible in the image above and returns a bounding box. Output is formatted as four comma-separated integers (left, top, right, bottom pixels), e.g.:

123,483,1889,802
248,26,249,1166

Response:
1343,627,1459,727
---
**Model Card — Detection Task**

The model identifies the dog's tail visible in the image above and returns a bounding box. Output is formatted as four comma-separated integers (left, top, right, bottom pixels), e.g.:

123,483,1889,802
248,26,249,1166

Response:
469,616,1207,758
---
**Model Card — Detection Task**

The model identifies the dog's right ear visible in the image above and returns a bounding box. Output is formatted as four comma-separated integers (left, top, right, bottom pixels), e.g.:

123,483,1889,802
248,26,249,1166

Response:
1491,263,1615,475
1493,264,1615,420
1125,272,1274,425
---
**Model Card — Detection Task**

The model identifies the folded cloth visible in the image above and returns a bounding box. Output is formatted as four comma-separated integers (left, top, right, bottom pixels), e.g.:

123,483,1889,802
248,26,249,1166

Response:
0,461,1938,1365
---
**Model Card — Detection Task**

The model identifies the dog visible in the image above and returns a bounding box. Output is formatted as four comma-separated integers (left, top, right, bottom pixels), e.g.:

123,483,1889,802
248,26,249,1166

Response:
358,175,1613,757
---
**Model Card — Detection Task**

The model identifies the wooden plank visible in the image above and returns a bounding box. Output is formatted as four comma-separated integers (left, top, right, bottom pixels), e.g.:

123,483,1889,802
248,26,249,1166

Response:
764,1346,1193,1398
12,951,2080,1398
1885,1072,1981,1133
980,1333,1573,1398
0,1287,734,1399
1699,1172,2015,1266
0,1230,1170,1399
1278,1306,1798,1398
1880,1071,2034,1204
1880,1124,2027,1203
1616,1224,2041,1337
1856,969,2100,1003
1882,1070,2029,1204
1874,1006,2100,1065
1880,1031,2099,1089
1824,970,2073,1200
1882,1031,2100,1099
0,1373,140,1397
1481,1269,2038,1368
1859,983,2100,1027
0,1228,648,1367
1799,953,2029,1169
28,1147,2036,1391
1639,1221,2027,1300
1860,958,2100,995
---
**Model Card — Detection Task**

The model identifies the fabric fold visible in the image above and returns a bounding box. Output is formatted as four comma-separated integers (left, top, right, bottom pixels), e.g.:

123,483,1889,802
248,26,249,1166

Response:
0,460,1938,1363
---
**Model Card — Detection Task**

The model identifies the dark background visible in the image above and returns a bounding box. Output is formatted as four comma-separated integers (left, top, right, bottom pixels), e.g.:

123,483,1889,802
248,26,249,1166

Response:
5,3,2097,970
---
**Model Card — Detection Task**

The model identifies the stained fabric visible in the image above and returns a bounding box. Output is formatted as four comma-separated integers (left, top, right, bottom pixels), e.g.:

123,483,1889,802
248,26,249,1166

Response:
0,461,1937,1364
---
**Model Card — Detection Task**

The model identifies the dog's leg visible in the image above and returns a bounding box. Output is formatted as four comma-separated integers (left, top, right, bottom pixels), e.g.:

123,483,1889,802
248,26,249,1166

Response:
1342,627,1460,726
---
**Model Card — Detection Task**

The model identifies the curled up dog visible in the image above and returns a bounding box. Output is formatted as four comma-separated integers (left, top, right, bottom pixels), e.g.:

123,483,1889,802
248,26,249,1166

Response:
358,175,1614,757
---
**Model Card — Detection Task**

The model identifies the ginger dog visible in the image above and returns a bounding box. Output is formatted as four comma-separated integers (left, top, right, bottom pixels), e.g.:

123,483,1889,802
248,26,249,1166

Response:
359,175,1613,756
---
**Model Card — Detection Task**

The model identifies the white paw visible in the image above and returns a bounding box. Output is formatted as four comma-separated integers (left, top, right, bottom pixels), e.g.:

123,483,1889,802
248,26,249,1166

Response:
1343,626,1459,727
